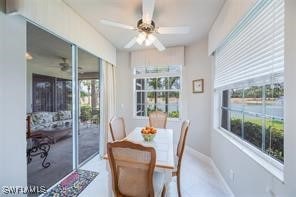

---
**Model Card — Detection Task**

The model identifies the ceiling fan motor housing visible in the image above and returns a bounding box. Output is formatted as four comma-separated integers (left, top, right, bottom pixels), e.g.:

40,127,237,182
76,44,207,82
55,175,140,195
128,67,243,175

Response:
137,19,155,33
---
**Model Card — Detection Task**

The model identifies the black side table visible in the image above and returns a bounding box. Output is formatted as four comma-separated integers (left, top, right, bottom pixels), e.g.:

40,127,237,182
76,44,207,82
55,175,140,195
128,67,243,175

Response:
27,133,51,168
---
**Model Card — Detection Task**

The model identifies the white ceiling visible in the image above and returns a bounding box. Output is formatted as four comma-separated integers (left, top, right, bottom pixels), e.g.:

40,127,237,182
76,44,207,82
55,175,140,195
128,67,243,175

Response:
63,0,225,51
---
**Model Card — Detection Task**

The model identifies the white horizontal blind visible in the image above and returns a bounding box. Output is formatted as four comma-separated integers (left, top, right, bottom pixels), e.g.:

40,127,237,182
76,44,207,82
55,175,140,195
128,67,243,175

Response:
214,0,284,89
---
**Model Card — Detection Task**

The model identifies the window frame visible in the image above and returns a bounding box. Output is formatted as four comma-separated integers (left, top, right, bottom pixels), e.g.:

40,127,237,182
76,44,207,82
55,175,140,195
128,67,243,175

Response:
133,65,182,120
216,80,284,173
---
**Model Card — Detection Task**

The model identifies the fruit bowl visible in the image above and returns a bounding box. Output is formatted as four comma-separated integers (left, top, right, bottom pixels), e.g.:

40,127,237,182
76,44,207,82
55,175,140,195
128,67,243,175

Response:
141,126,157,142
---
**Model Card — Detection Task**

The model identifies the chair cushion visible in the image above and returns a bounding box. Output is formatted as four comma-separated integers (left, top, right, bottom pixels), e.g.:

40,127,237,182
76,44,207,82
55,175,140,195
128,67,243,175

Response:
58,110,71,120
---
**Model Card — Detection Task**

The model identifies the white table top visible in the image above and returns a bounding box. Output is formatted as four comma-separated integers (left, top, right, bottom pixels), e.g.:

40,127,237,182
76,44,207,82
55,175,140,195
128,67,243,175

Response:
124,127,175,170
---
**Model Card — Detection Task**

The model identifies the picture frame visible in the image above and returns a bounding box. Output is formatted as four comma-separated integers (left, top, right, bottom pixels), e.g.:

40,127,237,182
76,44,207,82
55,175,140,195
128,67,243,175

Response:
192,79,204,93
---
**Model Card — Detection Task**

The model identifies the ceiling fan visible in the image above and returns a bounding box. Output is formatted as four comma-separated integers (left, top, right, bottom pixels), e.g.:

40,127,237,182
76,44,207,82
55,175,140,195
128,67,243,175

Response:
59,58,83,74
100,0,190,51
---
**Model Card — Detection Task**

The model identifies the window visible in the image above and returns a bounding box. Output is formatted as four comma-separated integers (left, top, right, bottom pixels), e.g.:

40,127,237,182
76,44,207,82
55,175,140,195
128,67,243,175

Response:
134,65,181,118
221,81,284,162
32,74,72,112
215,0,284,163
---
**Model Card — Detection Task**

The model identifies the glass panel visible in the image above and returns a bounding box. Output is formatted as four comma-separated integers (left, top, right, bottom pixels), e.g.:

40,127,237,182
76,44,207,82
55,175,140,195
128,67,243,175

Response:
265,83,284,118
146,92,156,105
135,79,145,90
230,111,242,137
157,92,166,104
244,86,263,114
136,104,145,117
169,92,179,105
27,23,73,189
168,104,179,118
146,78,157,90
157,77,168,90
157,66,169,73
78,48,100,165
136,92,145,105
135,66,145,75
221,108,229,130
146,66,158,73
230,89,244,110
222,90,229,108
169,65,181,74
32,74,55,112
243,115,263,149
169,77,180,90
156,104,166,112
147,105,156,115
265,118,284,162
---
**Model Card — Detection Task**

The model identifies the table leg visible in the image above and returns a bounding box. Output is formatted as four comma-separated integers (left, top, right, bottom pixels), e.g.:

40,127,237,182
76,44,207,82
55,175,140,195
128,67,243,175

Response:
27,142,51,168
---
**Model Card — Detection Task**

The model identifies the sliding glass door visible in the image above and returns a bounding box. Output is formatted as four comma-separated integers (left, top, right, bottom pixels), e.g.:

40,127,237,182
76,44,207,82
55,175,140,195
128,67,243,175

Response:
78,48,101,165
27,23,73,190
26,23,101,191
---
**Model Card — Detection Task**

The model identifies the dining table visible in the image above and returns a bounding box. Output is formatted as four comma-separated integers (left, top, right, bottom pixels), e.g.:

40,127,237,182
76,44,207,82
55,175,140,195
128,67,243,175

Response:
104,127,175,196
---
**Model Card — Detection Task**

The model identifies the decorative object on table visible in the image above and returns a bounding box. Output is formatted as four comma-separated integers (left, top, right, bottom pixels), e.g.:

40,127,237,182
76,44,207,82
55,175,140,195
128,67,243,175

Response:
192,79,204,93
141,126,157,141
43,169,99,197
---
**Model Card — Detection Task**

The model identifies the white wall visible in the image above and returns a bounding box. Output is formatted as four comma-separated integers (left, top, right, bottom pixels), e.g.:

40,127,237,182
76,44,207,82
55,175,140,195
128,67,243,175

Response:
116,39,212,156
0,12,27,194
183,39,212,155
16,0,116,65
210,0,296,196
283,0,296,195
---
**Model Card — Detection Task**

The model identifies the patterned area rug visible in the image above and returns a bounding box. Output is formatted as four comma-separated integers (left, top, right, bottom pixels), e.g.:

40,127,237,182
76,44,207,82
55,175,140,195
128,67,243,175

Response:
43,169,99,197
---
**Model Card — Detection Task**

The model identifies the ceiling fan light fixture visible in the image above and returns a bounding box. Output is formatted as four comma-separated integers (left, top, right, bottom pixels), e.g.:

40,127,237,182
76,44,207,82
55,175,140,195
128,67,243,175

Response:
136,32,146,45
145,34,156,46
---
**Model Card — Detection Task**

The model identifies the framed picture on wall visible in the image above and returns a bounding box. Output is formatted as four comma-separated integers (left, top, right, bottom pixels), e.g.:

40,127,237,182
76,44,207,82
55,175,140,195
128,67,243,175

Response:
192,79,204,93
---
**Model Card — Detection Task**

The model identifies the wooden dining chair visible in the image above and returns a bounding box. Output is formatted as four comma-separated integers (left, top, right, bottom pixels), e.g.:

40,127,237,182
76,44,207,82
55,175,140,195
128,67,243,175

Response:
148,111,168,128
109,116,126,141
107,141,166,197
173,120,190,197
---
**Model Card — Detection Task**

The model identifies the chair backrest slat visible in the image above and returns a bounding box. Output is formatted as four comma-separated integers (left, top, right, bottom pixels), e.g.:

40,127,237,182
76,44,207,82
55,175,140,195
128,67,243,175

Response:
176,120,190,172
109,116,126,141
107,141,156,197
148,111,168,129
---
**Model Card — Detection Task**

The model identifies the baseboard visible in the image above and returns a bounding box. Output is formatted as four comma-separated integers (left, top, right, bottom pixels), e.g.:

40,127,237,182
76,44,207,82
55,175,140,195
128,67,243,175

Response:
210,160,235,197
185,145,212,164
185,145,235,197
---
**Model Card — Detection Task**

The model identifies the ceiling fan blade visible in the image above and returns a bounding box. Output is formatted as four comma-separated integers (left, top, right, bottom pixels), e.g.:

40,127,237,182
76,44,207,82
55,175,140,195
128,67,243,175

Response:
153,37,165,51
142,0,155,24
124,37,138,49
100,19,135,30
157,26,190,34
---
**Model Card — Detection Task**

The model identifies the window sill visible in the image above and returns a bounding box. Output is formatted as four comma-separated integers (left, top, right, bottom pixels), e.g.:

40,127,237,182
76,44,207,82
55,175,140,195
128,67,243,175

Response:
214,127,284,183
133,116,181,122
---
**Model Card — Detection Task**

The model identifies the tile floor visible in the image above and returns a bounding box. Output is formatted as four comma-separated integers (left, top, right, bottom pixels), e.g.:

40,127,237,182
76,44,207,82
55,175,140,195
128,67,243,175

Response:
78,149,233,197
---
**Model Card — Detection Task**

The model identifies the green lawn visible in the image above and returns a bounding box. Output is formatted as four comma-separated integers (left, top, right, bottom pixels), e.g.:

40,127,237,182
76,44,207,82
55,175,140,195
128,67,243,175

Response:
232,117,284,131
